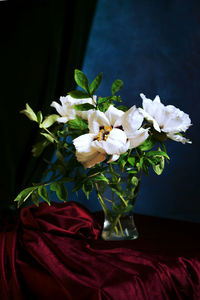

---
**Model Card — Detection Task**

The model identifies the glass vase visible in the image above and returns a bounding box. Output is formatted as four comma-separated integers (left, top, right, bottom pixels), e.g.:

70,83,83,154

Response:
102,215,139,240
96,169,141,240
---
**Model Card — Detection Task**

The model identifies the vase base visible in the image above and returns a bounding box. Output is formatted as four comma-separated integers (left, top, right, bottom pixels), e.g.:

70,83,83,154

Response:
102,215,139,241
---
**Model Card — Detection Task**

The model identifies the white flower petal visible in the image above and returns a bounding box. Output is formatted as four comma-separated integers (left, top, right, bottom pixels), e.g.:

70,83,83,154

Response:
73,133,96,153
88,110,110,134
77,109,95,120
105,105,124,126
154,95,161,103
76,151,106,168
60,96,69,105
140,93,166,127
57,116,71,123
138,108,161,132
119,106,144,133
166,133,192,144
162,105,192,133
51,95,96,123
107,154,120,163
93,95,97,102
51,101,64,116
140,93,192,139
128,128,149,149
140,93,155,114
93,128,129,155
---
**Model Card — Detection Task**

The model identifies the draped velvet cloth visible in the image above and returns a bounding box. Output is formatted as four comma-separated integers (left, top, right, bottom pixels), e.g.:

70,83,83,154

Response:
0,202,200,300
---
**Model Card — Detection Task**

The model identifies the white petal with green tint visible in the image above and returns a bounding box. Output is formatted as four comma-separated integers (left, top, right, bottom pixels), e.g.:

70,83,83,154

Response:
166,133,192,144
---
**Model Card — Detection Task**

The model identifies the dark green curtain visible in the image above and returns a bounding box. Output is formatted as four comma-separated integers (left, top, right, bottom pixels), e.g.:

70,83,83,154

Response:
0,0,97,212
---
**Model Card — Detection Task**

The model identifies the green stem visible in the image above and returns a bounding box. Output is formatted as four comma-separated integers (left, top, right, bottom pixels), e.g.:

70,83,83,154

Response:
118,219,125,237
94,183,108,215
119,194,128,207
108,214,121,237
41,125,75,154
42,126,58,141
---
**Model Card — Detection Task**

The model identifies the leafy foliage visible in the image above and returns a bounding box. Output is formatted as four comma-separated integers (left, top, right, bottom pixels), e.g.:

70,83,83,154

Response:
111,79,123,95
40,114,59,128
74,69,90,94
68,116,88,130
68,90,90,99
74,103,95,111
89,72,103,95
20,103,38,122
15,67,171,237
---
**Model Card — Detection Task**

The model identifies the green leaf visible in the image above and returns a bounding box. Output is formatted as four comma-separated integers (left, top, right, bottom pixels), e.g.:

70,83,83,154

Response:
124,204,134,213
93,174,109,183
31,190,40,206
72,180,83,192
97,96,112,105
146,150,170,160
152,130,167,142
68,116,88,130
97,95,122,105
56,150,67,166
74,103,95,111
50,182,68,202
128,157,135,166
82,181,93,199
117,105,128,112
37,111,43,125
127,170,138,174
40,114,59,128
111,79,123,95
120,159,126,169
110,95,122,102
41,133,55,143
161,142,167,152
139,157,144,168
131,176,138,186
68,90,90,99
87,166,108,177
74,69,90,93
14,186,37,207
38,185,50,205
20,103,38,122
89,72,103,95
141,158,149,176
32,140,50,157
110,187,124,200
139,137,156,151
153,156,165,175
98,102,111,112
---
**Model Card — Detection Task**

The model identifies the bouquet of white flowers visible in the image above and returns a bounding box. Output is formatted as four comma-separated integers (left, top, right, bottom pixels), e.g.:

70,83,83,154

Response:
14,70,192,240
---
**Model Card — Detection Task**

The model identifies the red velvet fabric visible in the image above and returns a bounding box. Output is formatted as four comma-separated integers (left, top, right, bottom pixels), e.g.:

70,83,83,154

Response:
0,202,200,300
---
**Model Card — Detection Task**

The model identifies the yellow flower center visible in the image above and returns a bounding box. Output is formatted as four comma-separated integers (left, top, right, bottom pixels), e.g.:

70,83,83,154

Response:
96,126,113,141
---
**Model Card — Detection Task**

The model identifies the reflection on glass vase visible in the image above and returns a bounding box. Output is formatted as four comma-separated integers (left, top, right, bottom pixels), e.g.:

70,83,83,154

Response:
102,215,139,241
96,168,141,240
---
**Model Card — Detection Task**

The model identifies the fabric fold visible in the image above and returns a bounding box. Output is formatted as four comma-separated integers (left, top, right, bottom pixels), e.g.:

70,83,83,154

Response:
0,202,200,300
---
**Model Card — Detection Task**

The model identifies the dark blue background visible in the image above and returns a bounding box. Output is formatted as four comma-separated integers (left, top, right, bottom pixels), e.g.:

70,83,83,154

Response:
79,0,199,222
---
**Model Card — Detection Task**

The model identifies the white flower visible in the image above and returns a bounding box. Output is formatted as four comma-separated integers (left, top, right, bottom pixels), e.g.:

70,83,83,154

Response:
51,95,96,123
139,93,192,144
73,105,149,168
